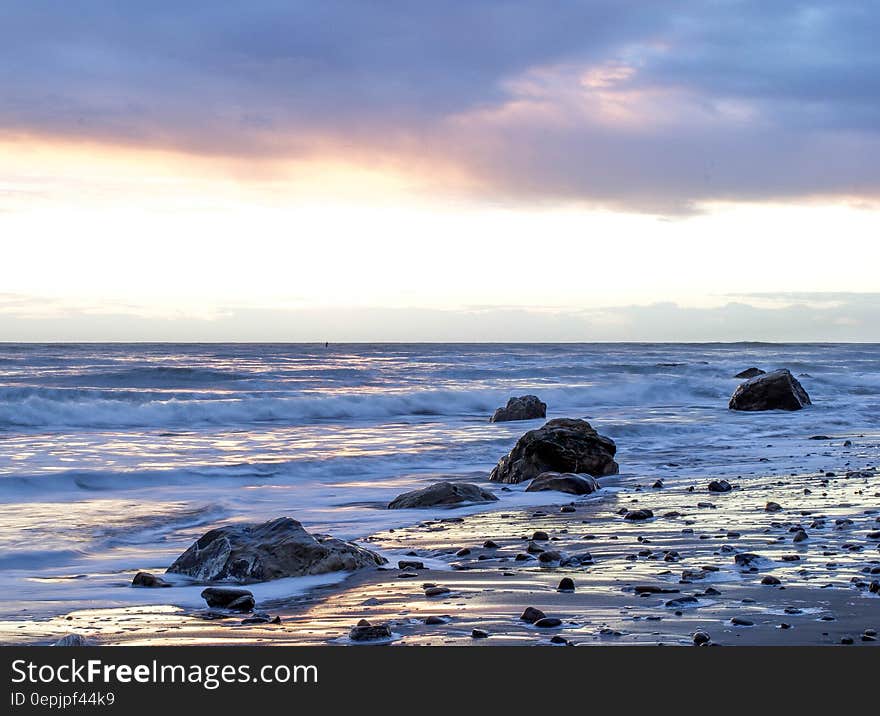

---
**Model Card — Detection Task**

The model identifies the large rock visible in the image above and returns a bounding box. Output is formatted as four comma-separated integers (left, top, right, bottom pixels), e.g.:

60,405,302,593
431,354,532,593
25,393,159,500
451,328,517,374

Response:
729,369,811,412
525,472,600,495
388,481,498,509
166,517,386,583
490,395,547,423
489,418,618,484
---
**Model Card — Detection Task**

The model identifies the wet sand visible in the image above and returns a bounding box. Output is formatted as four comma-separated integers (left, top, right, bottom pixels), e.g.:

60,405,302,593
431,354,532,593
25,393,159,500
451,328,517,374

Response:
3,461,878,647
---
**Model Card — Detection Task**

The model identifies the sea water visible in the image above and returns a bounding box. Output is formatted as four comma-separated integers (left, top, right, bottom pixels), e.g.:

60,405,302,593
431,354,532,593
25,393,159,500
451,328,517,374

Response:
0,342,877,619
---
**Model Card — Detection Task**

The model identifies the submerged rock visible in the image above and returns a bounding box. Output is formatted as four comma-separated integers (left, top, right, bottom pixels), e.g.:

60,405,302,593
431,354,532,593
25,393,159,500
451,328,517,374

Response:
349,620,393,642
623,509,654,521
490,395,547,423
534,617,563,628
167,517,386,583
131,571,171,588
735,367,766,379
53,634,89,647
729,369,811,412
387,481,498,509
489,418,618,484
525,472,600,495
200,587,255,612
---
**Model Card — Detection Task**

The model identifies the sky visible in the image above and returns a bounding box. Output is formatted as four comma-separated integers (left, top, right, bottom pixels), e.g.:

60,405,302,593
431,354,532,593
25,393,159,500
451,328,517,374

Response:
1,1,879,341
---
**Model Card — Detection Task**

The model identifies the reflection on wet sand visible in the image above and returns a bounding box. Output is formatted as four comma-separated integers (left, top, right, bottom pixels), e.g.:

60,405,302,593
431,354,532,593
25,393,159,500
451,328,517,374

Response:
3,466,877,646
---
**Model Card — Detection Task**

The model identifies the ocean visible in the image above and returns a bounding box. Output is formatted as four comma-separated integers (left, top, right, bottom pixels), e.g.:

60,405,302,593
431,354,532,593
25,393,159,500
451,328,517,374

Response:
0,342,877,619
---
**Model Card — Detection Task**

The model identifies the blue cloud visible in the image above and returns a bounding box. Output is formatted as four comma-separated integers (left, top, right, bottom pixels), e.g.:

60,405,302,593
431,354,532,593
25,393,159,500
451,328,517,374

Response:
1,1,878,210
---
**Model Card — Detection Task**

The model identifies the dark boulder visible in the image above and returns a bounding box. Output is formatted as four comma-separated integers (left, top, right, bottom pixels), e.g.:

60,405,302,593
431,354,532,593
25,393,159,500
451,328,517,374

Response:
388,481,498,509
131,571,171,588
525,472,600,495
349,620,393,642
490,395,547,423
200,587,255,612
489,418,618,484
623,509,654,521
520,607,546,623
167,517,386,583
534,617,563,628
693,631,711,646
708,480,732,493
734,367,766,379
729,369,811,412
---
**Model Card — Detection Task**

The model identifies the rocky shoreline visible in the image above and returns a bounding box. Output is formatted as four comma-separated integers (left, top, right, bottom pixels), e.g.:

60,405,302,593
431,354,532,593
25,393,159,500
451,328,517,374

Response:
4,371,878,647
7,454,877,647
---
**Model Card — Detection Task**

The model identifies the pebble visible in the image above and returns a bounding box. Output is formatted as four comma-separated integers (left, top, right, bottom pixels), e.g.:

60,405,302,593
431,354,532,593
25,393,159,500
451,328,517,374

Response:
692,631,711,645
424,586,451,597
521,607,546,623
557,578,575,593
349,621,393,642
534,617,563,628
398,560,424,570
623,509,654,521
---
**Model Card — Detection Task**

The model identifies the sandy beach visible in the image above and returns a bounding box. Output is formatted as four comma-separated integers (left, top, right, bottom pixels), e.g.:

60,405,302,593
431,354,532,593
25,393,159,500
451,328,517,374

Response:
4,449,877,647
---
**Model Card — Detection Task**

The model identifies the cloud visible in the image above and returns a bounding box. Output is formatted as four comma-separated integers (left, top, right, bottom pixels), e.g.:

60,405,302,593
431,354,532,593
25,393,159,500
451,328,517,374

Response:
0,292,878,342
1,2,879,211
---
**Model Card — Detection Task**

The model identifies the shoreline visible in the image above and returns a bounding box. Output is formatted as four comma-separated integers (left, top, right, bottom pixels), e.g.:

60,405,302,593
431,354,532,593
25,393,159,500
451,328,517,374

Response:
3,461,877,646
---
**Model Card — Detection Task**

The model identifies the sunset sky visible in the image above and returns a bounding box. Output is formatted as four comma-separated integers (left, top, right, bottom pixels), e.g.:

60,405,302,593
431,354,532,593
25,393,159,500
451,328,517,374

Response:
1,1,879,341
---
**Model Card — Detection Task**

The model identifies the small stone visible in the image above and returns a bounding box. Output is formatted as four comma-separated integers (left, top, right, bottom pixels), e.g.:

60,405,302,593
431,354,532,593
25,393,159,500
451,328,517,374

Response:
557,578,575,593
424,586,451,597
131,571,171,588
471,628,489,639
534,617,563,628
623,509,654,521
665,596,699,608
761,575,781,586
398,560,425,570
349,622,393,642
52,634,89,647
692,631,711,646
708,480,732,493
532,530,549,541
765,502,783,513
537,550,562,563
731,617,754,626
792,530,809,543
520,607,546,623
200,587,255,612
